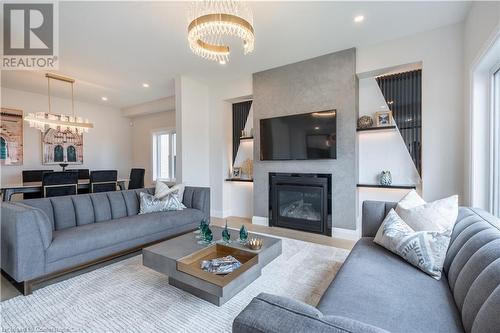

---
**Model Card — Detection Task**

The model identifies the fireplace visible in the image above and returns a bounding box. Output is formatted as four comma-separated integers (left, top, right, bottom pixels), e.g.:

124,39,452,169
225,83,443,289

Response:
269,173,332,235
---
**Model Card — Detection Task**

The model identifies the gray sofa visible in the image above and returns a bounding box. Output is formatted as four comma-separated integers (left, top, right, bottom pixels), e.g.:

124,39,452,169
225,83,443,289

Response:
233,201,500,333
1,186,209,295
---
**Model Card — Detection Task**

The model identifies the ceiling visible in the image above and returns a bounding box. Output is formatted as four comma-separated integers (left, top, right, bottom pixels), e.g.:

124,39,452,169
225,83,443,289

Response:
1,1,471,109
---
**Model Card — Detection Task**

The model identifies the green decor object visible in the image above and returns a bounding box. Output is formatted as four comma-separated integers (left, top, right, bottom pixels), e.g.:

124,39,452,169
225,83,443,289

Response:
379,171,393,186
204,227,213,243
239,225,248,243
222,221,231,243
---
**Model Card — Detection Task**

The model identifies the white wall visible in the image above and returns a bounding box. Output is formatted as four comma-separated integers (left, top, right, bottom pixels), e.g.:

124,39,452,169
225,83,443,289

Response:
1,87,132,185
463,1,500,208
175,76,210,187
357,23,465,203
207,76,253,218
130,111,176,187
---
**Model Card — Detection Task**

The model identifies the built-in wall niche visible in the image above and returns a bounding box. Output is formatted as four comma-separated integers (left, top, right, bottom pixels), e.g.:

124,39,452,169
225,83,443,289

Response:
376,69,422,176
228,100,253,181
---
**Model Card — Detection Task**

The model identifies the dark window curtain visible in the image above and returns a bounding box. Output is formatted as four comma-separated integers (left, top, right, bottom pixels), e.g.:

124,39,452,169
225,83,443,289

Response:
232,100,252,163
376,70,422,176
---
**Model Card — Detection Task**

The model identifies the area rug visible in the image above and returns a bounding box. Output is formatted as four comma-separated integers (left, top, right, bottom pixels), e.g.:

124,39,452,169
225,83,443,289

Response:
1,236,349,333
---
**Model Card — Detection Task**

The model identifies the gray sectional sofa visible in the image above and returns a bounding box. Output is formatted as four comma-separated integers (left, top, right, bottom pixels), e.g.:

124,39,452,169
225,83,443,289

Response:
233,201,500,333
1,186,209,295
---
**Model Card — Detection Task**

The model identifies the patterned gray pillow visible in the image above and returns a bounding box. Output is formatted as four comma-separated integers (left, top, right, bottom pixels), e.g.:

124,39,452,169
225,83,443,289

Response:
374,209,451,280
139,192,185,215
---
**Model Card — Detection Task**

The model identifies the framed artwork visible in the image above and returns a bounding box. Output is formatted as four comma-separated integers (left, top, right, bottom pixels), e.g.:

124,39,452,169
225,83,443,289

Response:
42,128,83,165
375,111,393,126
232,167,241,179
0,108,23,166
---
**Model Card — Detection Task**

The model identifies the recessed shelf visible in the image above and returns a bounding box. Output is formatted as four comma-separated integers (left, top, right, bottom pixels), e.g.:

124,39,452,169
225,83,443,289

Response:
239,136,254,140
225,178,253,182
356,125,396,132
357,183,416,189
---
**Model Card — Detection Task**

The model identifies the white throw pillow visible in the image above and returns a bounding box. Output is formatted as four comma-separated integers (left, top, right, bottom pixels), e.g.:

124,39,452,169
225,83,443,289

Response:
374,209,451,280
395,193,458,233
397,190,426,210
154,181,171,199
154,182,185,202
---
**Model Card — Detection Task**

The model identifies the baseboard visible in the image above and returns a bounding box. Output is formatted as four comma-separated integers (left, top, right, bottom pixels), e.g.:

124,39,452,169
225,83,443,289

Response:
252,216,269,226
332,227,360,241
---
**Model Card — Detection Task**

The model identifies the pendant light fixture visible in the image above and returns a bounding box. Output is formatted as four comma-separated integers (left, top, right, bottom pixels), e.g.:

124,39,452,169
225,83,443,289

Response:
24,73,93,134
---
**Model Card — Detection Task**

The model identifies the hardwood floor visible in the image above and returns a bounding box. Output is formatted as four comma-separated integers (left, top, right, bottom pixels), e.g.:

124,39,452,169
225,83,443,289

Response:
211,216,355,250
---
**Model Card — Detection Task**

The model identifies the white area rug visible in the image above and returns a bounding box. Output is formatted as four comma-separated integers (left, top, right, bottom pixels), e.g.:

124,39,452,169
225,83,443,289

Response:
1,237,349,333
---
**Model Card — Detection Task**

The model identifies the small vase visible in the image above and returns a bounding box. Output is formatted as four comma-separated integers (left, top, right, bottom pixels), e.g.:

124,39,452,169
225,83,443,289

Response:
239,225,248,244
380,171,392,186
222,221,231,243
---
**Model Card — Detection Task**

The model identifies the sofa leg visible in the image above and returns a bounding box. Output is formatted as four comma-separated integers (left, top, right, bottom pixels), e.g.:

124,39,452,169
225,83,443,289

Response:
23,281,33,295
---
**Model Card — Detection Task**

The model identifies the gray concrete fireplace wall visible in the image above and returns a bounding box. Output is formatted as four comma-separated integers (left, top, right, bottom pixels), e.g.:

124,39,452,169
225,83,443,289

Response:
253,48,358,231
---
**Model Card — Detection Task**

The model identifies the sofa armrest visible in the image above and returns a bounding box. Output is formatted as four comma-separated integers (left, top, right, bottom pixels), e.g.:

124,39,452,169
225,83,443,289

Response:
233,293,390,333
1,202,52,282
182,187,210,219
361,201,397,237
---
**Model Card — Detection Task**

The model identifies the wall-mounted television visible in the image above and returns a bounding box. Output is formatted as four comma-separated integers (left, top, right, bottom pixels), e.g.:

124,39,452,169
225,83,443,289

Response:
260,110,337,161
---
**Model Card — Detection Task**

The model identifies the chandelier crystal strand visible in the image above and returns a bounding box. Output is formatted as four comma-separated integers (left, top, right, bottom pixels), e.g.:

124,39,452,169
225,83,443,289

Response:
24,73,93,134
187,0,254,64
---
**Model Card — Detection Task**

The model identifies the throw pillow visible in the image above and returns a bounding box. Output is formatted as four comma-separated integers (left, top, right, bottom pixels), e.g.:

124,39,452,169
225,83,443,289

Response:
154,182,186,203
139,192,185,214
139,192,168,214
154,181,171,200
374,209,451,280
395,193,458,233
396,190,426,210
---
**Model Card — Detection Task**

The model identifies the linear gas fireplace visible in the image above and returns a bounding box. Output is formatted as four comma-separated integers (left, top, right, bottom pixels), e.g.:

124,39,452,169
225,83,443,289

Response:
269,173,332,236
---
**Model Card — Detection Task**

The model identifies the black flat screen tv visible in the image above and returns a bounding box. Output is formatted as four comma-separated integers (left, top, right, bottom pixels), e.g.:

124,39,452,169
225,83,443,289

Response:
260,110,337,161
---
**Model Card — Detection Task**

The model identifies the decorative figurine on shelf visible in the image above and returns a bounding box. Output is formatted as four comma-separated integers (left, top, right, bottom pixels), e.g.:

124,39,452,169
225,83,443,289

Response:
222,221,231,243
239,225,248,244
379,171,393,186
357,116,373,129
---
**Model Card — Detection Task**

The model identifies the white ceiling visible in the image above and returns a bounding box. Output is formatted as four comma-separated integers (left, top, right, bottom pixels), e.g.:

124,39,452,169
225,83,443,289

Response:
1,1,471,109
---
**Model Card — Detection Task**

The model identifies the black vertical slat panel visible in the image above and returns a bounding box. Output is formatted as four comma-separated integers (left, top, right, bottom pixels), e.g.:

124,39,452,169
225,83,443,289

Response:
232,101,252,163
376,70,422,176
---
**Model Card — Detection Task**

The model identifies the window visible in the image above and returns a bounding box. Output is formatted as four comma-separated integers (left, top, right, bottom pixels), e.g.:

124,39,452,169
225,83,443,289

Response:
152,130,176,182
491,66,500,217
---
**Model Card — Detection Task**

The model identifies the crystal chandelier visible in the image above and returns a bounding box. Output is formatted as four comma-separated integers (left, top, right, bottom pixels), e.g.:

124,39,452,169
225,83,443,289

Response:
187,0,254,64
24,73,93,134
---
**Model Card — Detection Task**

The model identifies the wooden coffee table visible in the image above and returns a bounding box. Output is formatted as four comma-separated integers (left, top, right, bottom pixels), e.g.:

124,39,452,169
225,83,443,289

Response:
142,226,282,306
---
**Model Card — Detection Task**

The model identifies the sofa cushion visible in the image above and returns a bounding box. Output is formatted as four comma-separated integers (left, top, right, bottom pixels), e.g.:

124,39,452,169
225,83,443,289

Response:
317,238,464,333
71,194,95,226
443,207,500,333
107,191,128,219
50,196,77,230
46,208,204,263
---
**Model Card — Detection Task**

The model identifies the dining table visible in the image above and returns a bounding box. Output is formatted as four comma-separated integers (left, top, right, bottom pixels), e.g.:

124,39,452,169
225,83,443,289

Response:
0,179,129,202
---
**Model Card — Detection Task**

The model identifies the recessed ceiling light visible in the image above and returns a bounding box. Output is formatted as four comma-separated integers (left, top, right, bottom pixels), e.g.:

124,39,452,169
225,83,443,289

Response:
314,126,320,130
142,83,150,88
354,15,364,23
101,96,108,101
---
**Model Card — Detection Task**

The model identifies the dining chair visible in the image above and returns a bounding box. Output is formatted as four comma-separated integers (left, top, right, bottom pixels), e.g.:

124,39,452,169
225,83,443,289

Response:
67,169,90,193
42,171,78,198
90,170,118,193
22,170,54,199
128,168,145,189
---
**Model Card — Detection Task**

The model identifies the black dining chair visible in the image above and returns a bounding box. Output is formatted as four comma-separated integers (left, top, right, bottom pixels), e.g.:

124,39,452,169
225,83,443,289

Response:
67,169,90,193
42,171,78,198
22,170,53,199
128,168,145,190
90,170,118,193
